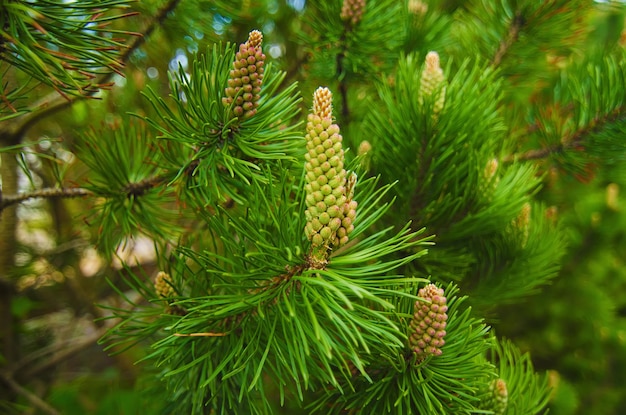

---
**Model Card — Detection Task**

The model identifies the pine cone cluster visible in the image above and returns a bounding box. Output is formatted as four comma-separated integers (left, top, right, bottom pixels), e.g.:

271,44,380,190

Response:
340,0,366,26
222,30,265,119
304,87,357,252
418,51,446,115
408,284,448,360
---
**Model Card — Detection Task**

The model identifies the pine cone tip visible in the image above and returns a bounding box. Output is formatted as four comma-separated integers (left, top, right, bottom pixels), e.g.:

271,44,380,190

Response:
313,87,333,119
425,51,441,72
155,271,174,298
247,29,263,48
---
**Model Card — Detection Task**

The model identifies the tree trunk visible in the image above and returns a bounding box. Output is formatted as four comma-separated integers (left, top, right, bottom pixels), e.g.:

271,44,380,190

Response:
0,149,19,400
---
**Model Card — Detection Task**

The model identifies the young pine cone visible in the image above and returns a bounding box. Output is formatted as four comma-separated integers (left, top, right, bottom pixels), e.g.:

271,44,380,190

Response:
408,284,448,360
418,51,446,115
481,378,508,415
304,87,357,251
340,0,366,26
155,271,175,299
154,271,185,315
222,30,265,120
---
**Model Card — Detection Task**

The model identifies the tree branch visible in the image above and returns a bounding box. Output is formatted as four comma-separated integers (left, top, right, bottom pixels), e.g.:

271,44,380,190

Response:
0,170,172,211
2,290,143,408
21,325,109,380
336,42,350,118
503,107,625,163
0,371,61,415
8,0,183,142
122,173,166,197
502,146,558,163
492,13,524,68
0,187,93,211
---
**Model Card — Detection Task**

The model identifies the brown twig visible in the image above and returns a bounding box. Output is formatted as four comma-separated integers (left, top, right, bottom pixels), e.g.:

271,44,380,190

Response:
503,107,625,163
502,145,560,163
21,326,109,380
492,13,524,68
0,371,61,415
0,187,93,210
0,171,170,211
122,173,168,197
173,332,228,337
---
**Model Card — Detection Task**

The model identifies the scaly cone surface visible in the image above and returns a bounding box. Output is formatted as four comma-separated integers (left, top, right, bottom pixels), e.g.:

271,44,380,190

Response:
340,0,366,27
222,30,265,120
408,284,448,360
418,51,446,115
481,378,509,415
304,87,357,264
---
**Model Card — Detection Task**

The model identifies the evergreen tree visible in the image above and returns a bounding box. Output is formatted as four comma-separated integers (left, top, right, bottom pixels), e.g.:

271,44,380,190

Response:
1,1,625,414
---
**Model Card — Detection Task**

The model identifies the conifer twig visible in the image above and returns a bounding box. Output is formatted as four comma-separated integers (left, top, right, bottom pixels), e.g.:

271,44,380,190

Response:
122,174,166,197
10,0,183,141
492,13,524,67
173,332,228,337
0,187,94,210
0,174,167,211
0,371,61,415
21,325,109,380
503,106,625,163
502,146,560,163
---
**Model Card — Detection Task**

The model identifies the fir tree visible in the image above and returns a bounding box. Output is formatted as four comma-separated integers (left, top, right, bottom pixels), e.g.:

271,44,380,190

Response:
1,1,626,414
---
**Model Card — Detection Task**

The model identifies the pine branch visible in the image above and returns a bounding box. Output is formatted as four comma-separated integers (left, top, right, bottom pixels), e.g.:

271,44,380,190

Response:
0,371,61,415
21,325,109,380
503,144,564,163
492,13,524,67
457,1,591,79
121,174,166,197
4,0,183,144
0,174,167,212
0,187,93,210
503,106,625,163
